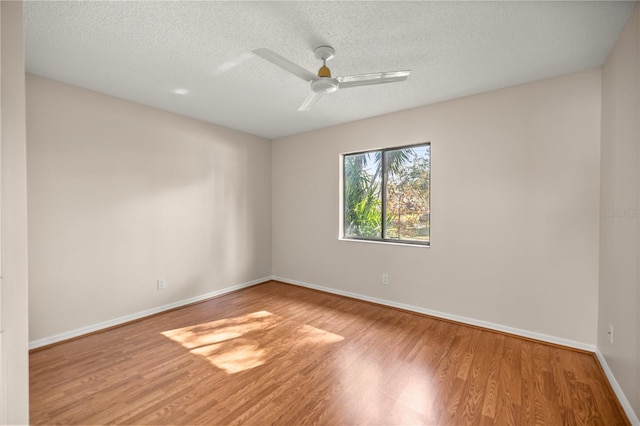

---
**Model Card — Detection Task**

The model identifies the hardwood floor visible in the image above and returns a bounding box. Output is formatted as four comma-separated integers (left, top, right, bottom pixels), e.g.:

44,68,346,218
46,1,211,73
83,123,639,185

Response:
30,281,629,425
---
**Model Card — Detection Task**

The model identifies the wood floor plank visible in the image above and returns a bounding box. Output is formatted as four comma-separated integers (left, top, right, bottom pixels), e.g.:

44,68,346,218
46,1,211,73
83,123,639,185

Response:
480,333,505,422
30,281,630,425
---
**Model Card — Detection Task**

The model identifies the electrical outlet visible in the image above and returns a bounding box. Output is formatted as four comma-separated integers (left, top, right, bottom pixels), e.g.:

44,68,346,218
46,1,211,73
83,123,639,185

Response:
382,273,389,285
608,323,614,344
157,278,166,290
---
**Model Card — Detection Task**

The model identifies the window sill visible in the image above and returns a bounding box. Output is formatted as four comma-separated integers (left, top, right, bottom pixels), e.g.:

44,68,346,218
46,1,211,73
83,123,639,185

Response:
339,237,430,248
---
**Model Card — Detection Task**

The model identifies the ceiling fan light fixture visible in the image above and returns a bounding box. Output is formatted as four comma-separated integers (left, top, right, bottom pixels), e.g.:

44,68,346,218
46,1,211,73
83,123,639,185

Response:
318,64,331,78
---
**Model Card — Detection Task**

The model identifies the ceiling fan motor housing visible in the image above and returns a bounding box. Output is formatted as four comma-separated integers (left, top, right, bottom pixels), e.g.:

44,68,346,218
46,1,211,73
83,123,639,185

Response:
311,77,339,94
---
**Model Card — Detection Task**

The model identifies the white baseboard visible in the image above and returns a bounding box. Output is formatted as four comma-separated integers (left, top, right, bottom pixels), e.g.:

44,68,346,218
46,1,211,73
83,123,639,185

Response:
29,276,270,350
595,349,640,425
272,276,596,352
31,275,638,424
274,276,640,423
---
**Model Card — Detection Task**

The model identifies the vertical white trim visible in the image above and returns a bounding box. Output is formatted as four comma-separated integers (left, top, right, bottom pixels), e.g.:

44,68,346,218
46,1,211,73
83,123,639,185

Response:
637,7,640,422
0,3,5,420
0,2,29,422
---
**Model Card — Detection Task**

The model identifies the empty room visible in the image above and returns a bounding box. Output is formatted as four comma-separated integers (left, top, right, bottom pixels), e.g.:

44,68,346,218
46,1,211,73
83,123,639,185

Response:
2,0,640,424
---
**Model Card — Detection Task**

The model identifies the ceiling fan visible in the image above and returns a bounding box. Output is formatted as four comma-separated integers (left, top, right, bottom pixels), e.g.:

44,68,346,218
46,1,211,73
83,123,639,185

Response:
253,46,411,111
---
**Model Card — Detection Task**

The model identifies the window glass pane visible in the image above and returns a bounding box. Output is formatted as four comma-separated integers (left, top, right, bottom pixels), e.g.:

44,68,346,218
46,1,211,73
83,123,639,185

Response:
344,151,382,238
384,145,430,242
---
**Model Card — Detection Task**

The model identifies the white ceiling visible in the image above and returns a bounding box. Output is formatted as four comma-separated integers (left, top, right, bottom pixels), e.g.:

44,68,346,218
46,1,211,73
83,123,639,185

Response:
24,1,637,139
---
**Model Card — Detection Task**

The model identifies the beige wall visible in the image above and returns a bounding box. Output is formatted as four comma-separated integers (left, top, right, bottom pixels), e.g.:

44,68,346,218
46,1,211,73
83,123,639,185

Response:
599,6,640,419
26,75,272,341
1,1,29,423
272,69,602,346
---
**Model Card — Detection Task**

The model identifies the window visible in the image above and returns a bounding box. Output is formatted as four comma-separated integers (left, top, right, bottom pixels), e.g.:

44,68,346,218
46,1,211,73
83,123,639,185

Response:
342,143,431,245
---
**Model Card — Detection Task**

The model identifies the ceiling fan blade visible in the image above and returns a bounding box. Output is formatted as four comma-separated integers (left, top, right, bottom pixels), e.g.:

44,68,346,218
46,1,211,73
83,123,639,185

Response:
337,70,411,89
253,48,318,82
298,92,324,111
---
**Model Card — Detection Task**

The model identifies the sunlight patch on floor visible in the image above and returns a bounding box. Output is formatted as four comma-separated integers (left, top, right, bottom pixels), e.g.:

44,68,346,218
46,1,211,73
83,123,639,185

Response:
162,310,276,349
191,337,267,374
162,311,344,374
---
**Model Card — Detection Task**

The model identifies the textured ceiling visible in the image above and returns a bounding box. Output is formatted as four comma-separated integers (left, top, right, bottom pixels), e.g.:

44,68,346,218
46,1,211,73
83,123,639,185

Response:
24,1,637,139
